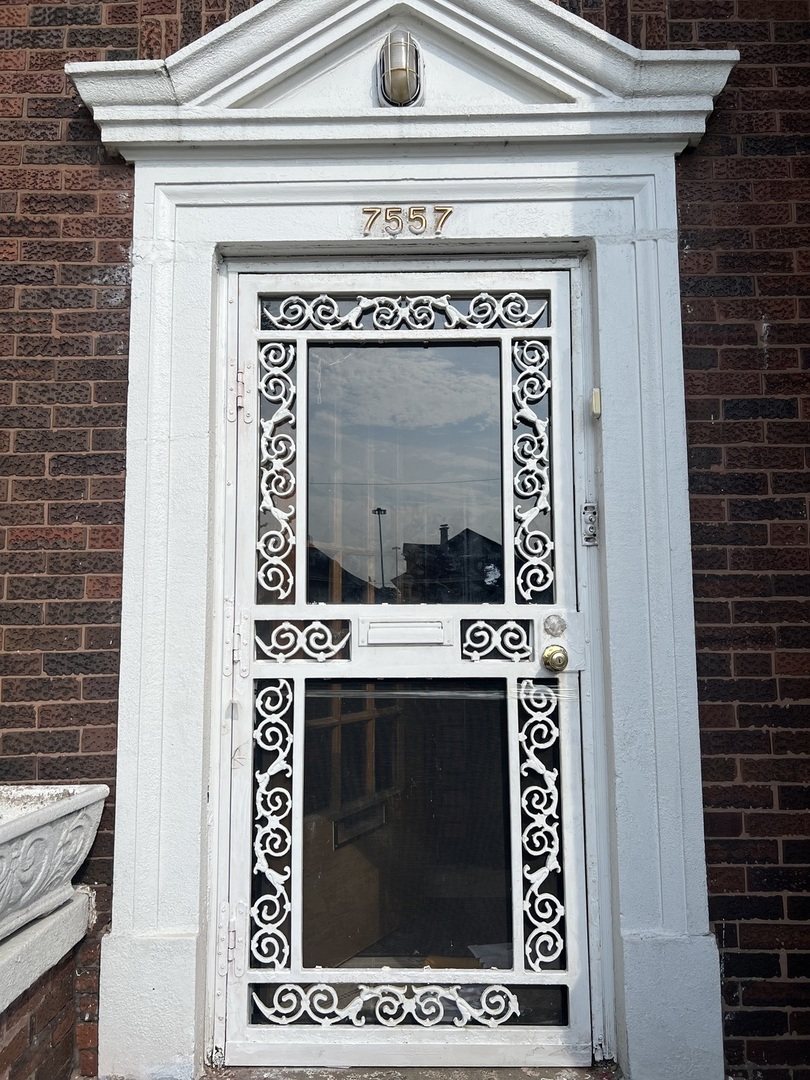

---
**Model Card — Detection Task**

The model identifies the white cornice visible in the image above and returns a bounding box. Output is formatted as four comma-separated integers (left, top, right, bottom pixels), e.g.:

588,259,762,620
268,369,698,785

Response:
79,104,725,158
68,0,736,160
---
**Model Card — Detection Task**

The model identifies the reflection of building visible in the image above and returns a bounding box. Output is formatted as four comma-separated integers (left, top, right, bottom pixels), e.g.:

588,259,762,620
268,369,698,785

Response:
394,526,503,604
307,543,382,603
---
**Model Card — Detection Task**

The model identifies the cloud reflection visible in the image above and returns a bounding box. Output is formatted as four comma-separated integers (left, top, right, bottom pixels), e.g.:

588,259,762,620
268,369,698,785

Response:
308,343,503,592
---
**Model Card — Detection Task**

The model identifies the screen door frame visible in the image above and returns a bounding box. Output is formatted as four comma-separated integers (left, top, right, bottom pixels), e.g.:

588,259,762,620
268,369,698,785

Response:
218,264,600,1067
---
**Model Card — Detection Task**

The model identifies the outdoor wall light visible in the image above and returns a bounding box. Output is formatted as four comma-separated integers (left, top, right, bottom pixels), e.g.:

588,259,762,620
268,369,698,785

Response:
378,30,421,107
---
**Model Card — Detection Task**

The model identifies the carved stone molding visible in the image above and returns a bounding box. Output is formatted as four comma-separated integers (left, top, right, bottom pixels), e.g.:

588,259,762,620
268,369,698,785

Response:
0,785,108,942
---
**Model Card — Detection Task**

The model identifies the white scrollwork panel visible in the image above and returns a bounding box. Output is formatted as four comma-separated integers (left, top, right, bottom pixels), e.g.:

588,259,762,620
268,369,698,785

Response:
261,292,547,332
252,680,293,969
252,983,520,1027
461,620,532,662
255,621,351,662
257,342,296,602
518,680,565,971
513,339,554,602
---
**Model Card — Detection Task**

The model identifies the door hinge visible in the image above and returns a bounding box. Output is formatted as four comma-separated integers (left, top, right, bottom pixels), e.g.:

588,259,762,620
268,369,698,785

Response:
224,603,250,678
231,609,250,678
581,501,598,546
227,356,254,424
216,900,248,978
223,596,234,676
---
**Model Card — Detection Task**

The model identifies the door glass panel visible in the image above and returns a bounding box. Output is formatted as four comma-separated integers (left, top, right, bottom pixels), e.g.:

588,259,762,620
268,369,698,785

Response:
307,343,504,604
302,680,512,970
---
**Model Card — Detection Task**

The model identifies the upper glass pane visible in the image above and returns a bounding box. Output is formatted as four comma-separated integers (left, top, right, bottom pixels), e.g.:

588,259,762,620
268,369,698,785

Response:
307,343,504,604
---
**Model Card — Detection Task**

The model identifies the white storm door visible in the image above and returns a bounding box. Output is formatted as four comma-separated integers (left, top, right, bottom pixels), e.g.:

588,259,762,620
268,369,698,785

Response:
221,269,593,1067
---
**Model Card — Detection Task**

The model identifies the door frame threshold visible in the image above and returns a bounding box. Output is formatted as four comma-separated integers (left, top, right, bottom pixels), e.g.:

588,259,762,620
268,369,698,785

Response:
207,1066,622,1080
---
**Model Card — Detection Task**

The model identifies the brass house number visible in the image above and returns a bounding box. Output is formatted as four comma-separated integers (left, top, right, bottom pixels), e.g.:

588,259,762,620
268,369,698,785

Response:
362,205,454,236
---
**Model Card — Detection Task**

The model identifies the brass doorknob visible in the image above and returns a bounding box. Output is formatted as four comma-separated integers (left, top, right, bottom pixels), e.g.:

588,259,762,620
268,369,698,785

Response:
542,644,569,672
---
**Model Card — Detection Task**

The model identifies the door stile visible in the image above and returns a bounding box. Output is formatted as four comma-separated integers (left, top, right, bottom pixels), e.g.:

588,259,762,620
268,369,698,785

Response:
556,669,592,1049
225,276,281,1046
569,260,610,1056
548,271,576,612
506,671,525,971
289,677,305,973
552,267,594,1049
292,332,308,604
211,265,242,1059
500,330,517,609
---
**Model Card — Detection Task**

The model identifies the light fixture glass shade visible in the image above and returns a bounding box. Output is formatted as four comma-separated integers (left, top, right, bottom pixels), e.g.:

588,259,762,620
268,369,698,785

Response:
379,30,420,107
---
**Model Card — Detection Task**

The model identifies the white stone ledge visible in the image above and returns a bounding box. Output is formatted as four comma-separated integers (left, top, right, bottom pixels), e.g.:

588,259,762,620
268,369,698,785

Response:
0,891,91,1015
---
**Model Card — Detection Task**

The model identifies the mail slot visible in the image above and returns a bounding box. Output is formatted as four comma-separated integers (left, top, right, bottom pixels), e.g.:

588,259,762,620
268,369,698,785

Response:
358,618,453,647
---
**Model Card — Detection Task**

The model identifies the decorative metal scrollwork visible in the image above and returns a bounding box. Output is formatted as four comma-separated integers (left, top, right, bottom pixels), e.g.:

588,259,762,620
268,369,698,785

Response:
461,620,532,662
252,983,520,1027
513,339,554,602
525,893,564,968
252,681,293,969
257,342,296,602
255,621,350,662
261,292,547,332
518,680,564,970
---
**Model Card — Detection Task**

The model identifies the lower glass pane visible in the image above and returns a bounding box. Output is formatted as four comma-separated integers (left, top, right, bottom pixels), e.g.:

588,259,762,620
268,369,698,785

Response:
302,680,511,971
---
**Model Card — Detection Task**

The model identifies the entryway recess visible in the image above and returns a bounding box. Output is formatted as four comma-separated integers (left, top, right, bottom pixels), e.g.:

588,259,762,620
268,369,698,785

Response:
218,267,595,1067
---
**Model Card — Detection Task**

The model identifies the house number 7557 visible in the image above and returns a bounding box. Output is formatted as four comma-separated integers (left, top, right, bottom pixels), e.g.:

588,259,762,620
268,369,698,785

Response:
362,205,454,236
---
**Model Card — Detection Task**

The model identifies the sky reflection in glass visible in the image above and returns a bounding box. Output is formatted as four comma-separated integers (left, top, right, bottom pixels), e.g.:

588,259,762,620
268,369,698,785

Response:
307,343,503,604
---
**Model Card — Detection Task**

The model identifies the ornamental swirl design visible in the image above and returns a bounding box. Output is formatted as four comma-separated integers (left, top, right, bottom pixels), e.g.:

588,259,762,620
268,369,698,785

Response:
252,680,293,969
525,893,564,968
0,801,104,942
251,878,290,969
261,292,547,331
255,621,350,662
257,342,296,602
252,983,520,1027
461,620,532,662
518,680,564,971
512,339,554,601
254,681,293,774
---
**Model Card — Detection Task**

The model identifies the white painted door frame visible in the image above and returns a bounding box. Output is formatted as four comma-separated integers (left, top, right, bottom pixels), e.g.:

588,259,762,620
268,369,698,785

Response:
85,161,728,1080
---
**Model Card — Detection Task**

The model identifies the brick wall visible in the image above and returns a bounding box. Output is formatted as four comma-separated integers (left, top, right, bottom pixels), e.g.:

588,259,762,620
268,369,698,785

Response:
555,5,810,1076
0,950,76,1080
0,1,252,1073
667,3,810,1075
1,1,808,1078
1,3,135,1071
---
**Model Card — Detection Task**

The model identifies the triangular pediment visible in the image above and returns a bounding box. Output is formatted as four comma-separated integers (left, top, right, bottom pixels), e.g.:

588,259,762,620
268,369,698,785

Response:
223,7,585,112
190,1,607,112
67,0,736,155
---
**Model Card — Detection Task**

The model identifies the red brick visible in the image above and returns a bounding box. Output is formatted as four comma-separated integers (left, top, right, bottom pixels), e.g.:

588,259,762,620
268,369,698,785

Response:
6,526,85,549
0,1019,29,1072
38,700,116,728
0,9,807,1080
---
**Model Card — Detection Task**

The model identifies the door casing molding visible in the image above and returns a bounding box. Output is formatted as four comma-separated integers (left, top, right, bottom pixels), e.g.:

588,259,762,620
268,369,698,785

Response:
92,159,723,1080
